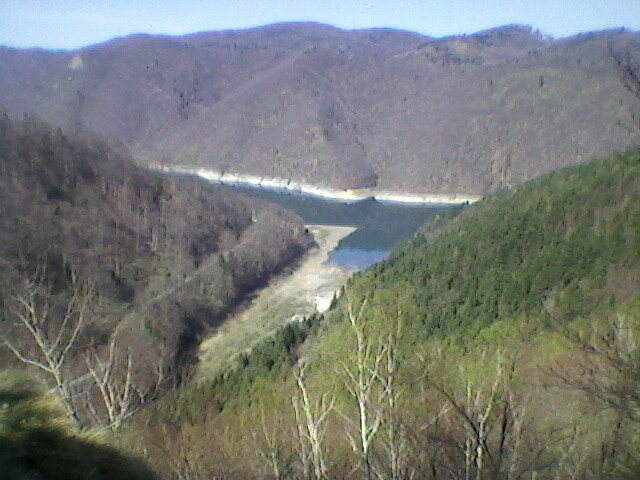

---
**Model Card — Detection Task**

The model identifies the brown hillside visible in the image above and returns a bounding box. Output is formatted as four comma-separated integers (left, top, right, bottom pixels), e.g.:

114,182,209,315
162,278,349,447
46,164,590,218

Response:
1,23,639,194
0,115,310,424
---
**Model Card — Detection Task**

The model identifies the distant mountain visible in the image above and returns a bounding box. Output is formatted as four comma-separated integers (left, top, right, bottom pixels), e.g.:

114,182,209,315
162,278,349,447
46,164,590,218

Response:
1,23,639,194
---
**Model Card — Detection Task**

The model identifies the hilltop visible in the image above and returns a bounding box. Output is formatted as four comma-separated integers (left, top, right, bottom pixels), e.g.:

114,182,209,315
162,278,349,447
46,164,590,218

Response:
0,23,639,194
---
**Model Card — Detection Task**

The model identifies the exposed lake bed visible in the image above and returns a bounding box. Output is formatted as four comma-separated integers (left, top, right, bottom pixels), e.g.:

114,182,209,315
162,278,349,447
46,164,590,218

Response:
197,224,356,378
155,165,482,204
192,171,465,376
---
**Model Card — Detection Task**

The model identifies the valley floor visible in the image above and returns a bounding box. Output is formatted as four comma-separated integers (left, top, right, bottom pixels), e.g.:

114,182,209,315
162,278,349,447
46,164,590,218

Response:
197,225,355,379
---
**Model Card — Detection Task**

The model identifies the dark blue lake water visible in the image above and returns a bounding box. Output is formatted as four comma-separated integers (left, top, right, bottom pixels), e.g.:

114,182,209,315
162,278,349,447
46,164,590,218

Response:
219,184,461,270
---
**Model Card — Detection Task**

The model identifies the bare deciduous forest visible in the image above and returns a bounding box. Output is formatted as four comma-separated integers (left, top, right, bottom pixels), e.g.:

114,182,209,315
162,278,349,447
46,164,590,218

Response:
0,115,310,433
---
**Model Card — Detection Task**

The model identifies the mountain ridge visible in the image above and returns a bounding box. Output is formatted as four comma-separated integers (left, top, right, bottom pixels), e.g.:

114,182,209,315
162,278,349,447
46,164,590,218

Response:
1,23,639,194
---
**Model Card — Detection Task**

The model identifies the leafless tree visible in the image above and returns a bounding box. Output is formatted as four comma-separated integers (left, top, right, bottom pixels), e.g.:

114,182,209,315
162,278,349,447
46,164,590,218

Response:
548,312,640,423
421,347,569,480
1,258,162,431
426,352,506,480
503,391,528,480
1,262,93,425
544,311,640,477
292,360,335,480
251,406,289,480
339,297,387,480
377,315,416,480
84,336,164,430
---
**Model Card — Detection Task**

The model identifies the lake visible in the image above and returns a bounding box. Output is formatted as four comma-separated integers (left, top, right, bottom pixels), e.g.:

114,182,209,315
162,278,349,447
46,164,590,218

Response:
219,183,461,270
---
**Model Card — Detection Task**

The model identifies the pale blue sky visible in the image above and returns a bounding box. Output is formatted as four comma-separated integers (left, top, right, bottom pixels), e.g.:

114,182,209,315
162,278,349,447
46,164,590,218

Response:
2,0,639,50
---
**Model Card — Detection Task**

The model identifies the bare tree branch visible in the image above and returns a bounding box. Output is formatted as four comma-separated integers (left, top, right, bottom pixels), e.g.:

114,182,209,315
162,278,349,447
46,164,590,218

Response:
1,262,93,425
292,360,334,480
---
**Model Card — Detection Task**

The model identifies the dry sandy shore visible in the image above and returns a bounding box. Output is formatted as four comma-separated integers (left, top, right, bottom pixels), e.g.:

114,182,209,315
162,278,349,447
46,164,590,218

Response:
197,225,356,379
154,165,481,204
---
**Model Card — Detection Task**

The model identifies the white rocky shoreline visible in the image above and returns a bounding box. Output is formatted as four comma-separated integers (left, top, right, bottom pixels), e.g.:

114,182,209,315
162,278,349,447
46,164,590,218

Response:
153,164,482,205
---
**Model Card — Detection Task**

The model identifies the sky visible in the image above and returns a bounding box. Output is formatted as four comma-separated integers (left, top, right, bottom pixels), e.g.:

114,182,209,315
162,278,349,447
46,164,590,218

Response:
2,0,639,50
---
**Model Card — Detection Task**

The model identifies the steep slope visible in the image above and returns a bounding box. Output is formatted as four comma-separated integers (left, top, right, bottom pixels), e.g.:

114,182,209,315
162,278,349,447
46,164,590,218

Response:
0,370,159,480
0,115,310,425
350,149,640,336
1,24,639,194
128,149,640,479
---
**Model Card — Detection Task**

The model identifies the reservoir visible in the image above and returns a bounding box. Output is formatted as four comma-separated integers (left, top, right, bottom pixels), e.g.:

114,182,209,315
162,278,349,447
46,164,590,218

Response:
218,183,462,270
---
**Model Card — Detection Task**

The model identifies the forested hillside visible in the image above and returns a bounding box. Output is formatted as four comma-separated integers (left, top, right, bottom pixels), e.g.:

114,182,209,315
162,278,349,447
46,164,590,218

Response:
1,24,640,194
124,149,640,479
352,148,640,336
0,114,310,430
